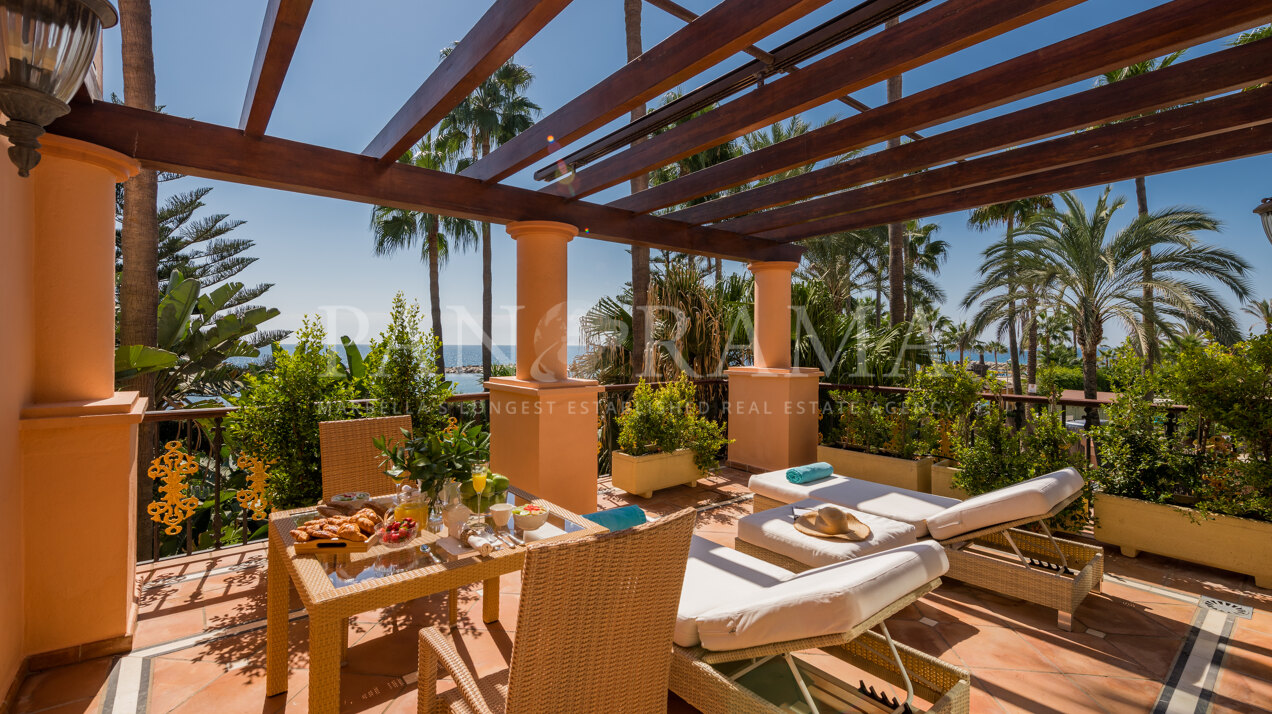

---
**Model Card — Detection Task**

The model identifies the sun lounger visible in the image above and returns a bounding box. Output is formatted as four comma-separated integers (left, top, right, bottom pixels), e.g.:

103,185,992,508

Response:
743,468,1103,630
672,536,970,714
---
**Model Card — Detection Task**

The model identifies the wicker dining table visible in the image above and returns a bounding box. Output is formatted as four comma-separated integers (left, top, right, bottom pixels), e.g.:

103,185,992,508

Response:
265,486,606,714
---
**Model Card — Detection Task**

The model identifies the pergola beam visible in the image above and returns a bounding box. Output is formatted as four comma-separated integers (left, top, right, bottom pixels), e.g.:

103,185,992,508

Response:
548,0,1084,200
725,86,1272,236
757,123,1272,242
52,102,798,262
670,38,1272,226
459,0,836,183
240,0,313,137
363,0,575,163
614,0,1272,216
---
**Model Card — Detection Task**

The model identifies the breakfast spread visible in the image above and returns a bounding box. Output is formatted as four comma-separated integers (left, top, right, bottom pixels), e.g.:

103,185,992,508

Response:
290,507,381,543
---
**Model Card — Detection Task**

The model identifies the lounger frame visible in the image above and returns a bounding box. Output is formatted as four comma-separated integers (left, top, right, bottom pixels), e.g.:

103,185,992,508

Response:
670,579,971,714
747,491,1103,630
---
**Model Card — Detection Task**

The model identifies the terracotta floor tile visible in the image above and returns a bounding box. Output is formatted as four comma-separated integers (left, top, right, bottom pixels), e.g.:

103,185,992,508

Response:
146,659,226,712
1016,628,1153,678
1098,578,1187,606
1072,594,1184,637
940,624,1058,672
1067,673,1163,711
885,619,963,665
1222,624,1272,685
14,657,114,713
133,606,207,649
1102,633,1184,680
167,666,285,714
971,669,1104,714
969,682,1007,714
345,624,421,678
1209,669,1272,714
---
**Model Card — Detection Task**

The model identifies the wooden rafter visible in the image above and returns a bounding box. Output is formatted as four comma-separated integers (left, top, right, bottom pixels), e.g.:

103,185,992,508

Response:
240,0,313,137
53,102,799,262
363,0,575,163
546,0,1084,200
757,123,1272,242
722,86,1272,236
459,0,835,183
613,0,1272,216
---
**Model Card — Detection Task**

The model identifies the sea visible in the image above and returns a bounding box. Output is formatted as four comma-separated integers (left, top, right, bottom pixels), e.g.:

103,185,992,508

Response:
255,344,588,394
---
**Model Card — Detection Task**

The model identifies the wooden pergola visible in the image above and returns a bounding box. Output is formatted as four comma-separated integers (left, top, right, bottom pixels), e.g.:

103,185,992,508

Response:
49,0,1272,261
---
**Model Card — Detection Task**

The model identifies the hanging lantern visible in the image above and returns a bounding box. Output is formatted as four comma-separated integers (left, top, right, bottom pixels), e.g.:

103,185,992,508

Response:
0,0,118,177
1256,197,1272,247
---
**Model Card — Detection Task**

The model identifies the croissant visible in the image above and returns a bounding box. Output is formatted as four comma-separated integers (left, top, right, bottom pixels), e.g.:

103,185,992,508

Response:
314,528,341,540
336,524,364,541
290,529,311,542
356,516,377,534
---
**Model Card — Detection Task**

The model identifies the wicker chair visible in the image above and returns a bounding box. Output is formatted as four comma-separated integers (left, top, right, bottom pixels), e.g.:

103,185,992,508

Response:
319,415,412,499
418,508,696,714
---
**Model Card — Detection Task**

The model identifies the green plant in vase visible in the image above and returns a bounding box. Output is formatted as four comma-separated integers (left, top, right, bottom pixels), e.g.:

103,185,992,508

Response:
375,417,491,516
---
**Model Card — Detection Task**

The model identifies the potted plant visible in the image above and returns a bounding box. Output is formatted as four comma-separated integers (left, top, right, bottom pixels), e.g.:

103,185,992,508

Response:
375,417,494,515
904,364,992,498
1091,338,1272,587
612,376,729,498
820,388,932,492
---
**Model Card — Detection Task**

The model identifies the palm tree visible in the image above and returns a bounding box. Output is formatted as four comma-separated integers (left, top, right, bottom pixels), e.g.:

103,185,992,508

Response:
624,0,651,379
1233,25,1272,47
369,133,477,373
441,52,539,381
904,221,947,322
942,321,974,365
118,0,161,556
1012,189,1252,398
798,229,878,314
1244,299,1272,334
966,196,1055,394
986,341,1005,365
1096,51,1185,369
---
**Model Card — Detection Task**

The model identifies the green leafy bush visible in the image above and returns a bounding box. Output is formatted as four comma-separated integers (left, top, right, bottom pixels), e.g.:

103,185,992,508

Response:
229,317,357,509
827,389,915,458
376,418,490,507
1037,365,1111,395
616,376,730,474
363,293,454,433
904,363,991,459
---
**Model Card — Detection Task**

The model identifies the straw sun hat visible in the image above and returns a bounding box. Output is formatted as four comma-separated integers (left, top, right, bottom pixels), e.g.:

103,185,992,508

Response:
792,505,872,541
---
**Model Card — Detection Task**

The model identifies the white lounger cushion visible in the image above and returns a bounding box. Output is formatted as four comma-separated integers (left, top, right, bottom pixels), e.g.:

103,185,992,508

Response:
925,467,1085,541
737,499,919,568
693,541,948,652
676,536,793,648
749,470,958,537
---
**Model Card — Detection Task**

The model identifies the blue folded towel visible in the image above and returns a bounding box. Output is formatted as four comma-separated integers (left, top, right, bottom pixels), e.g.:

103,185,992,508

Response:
786,462,834,484
582,505,647,532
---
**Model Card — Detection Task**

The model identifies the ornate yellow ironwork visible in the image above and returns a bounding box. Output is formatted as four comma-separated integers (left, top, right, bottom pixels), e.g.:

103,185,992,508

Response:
235,455,272,520
147,441,201,536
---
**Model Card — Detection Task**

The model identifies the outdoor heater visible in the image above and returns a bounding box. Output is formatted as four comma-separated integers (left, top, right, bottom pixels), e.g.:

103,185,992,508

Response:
1257,197,1272,246
0,0,117,177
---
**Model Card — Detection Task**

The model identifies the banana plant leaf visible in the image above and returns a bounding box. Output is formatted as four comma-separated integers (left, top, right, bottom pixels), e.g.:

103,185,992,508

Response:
115,344,178,380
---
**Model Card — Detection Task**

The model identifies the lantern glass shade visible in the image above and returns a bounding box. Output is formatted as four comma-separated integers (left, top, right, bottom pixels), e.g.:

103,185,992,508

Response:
1258,198,1272,246
1,0,115,102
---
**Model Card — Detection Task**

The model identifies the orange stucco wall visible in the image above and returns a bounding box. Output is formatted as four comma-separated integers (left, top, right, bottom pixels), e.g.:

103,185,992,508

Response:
0,126,36,699
1,133,143,696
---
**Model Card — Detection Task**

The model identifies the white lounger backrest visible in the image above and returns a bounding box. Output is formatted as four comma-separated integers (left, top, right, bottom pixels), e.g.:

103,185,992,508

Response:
694,542,948,651
924,467,1084,541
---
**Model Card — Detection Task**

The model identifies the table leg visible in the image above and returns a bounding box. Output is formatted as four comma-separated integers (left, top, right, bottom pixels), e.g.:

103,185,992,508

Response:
265,539,290,697
309,615,343,714
483,577,500,624
340,617,349,665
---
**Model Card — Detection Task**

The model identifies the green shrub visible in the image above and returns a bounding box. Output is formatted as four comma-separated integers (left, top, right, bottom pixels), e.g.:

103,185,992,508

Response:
229,317,358,509
616,376,730,474
827,389,915,458
364,293,453,434
904,363,991,459
376,418,490,507
1037,365,1111,395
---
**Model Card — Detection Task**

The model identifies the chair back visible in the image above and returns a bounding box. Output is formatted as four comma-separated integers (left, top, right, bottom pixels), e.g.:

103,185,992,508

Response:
318,415,412,499
504,508,696,714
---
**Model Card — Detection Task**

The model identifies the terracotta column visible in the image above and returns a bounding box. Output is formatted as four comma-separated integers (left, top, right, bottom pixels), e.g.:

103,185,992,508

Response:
726,261,822,472
486,221,601,516
17,135,146,663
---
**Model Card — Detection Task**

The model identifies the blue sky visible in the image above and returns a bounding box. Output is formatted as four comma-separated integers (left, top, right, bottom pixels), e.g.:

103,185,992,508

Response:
100,1,1272,346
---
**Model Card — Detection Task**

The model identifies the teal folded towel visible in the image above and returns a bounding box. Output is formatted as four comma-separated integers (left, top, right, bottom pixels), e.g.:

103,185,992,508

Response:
582,505,647,532
787,462,833,484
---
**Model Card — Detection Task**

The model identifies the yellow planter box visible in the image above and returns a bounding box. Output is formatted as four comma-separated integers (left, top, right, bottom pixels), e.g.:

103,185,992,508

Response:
1093,493,1272,588
930,460,968,500
816,445,933,493
611,449,700,499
